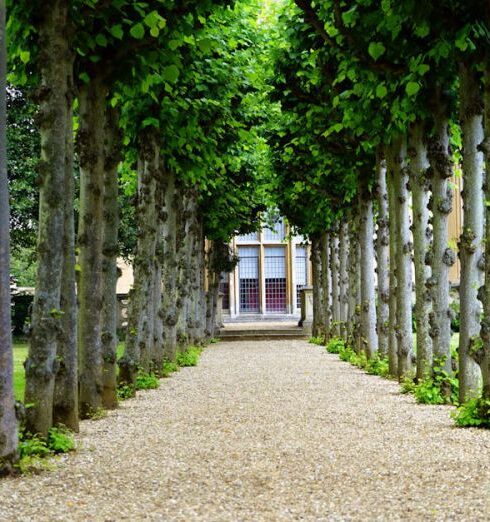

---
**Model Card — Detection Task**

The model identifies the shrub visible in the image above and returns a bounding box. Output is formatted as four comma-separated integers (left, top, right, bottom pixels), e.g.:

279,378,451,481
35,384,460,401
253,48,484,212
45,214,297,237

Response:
453,397,490,428
400,377,416,394
18,433,50,459
17,426,75,473
308,336,325,346
365,355,389,377
161,361,179,377
47,426,75,454
117,384,135,400
135,372,159,390
408,361,459,405
176,346,202,367
325,337,345,354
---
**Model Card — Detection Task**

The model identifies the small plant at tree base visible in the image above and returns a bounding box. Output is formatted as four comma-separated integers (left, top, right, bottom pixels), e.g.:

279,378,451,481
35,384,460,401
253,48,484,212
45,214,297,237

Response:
452,398,490,428
47,426,75,453
308,336,325,346
412,359,459,405
400,377,417,394
365,355,389,377
117,384,135,400
325,337,345,354
86,407,107,420
208,337,220,344
17,426,75,473
176,346,202,367
135,372,159,390
161,361,179,377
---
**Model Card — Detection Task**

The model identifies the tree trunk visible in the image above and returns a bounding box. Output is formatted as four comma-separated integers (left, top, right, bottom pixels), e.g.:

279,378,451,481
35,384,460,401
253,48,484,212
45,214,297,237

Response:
479,63,490,400
427,96,455,376
0,1,18,473
53,80,78,430
347,212,361,352
330,230,341,338
319,231,330,338
311,236,323,337
359,178,378,359
386,151,398,376
152,233,164,373
375,149,390,359
392,137,413,379
162,170,179,361
338,221,349,340
100,106,121,408
119,134,159,385
77,78,108,417
408,123,433,381
25,1,72,435
458,63,484,402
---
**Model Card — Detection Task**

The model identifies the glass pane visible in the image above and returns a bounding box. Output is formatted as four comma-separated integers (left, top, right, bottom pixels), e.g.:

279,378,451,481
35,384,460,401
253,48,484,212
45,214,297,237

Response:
236,232,259,242
219,272,230,310
264,246,286,313
295,246,308,307
263,219,286,241
238,247,259,313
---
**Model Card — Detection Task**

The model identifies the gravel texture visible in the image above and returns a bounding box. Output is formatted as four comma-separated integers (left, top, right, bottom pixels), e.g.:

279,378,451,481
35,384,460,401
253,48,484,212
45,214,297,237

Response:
1,339,489,521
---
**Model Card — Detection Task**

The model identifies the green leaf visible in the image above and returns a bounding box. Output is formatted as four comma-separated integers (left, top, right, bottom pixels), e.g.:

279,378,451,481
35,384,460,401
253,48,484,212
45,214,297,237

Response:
368,42,386,61
162,65,180,83
79,72,90,84
376,84,388,98
416,63,430,75
110,25,124,40
20,50,30,64
406,81,421,96
130,23,145,40
198,38,213,53
95,33,107,47
142,117,160,129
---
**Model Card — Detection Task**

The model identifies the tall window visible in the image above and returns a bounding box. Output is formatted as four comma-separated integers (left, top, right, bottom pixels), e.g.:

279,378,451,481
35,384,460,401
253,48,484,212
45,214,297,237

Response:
219,272,230,310
264,246,286,313
238,246,260,313
237,231,259,242
295,246,308,308
263,218,286,241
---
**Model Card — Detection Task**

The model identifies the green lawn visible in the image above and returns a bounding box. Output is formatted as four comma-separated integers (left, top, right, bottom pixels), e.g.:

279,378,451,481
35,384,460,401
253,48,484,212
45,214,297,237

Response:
13,341,125,402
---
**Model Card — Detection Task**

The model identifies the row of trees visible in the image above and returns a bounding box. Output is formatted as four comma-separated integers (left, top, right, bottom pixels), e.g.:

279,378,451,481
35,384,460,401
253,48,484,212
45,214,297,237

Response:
0,0,269,474
268,2,490,411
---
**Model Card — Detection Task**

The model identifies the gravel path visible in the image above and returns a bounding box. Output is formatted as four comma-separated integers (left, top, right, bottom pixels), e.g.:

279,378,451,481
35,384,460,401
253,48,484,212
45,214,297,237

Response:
1,339,489,521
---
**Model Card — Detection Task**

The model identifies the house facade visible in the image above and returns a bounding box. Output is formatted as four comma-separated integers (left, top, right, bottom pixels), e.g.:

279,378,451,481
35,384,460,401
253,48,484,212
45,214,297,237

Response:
220,218,311,319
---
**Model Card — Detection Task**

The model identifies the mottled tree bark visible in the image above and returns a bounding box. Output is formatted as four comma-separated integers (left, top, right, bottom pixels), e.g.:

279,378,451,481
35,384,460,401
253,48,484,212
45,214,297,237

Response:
392,137,413,378
375,149,389,359
311,236,323,337
427,96,455,376
479,63,490,400
53,81,78,430
161,170,179,361
0,0,18,473
458,64,484,402
347,212,361,352
358,178,378,359
25,1,72,435
319,231,330,338
386,151,398,376
338,221,349,340
330,230,341,338
408,123,432,381
100,107,121,408
119,134,159,385
77,78,108,417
